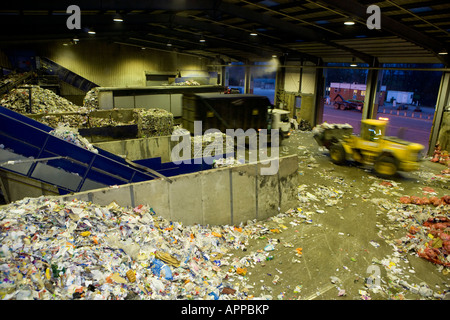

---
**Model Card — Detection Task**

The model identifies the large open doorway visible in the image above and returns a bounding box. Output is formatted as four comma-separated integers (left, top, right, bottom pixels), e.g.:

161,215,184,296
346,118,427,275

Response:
322,63,369,135
250,62,276,104
322,63,442,150
225,61,277,104
375,64,443,149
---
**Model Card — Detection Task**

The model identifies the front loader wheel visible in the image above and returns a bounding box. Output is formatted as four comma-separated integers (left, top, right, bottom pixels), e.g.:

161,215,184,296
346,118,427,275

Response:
329,142,346,165
374,155,398,177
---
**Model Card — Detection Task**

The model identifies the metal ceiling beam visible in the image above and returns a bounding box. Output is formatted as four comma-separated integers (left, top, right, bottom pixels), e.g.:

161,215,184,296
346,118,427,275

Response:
2,0,441,65
0,12,318,63
0,1,371,64
0,0,215,11
138,29,277,60
215,1,376,65
317,0,450,65
0,18,273,61
148,15,319,62
126,38,244,62
118,39,227,61
358,0,450,12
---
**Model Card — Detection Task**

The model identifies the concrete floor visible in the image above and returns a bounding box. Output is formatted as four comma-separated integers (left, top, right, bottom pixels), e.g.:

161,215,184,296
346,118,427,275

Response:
225,130,449,300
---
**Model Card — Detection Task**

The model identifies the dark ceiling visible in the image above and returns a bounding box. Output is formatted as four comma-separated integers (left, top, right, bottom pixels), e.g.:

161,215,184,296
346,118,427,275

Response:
1,0,450,66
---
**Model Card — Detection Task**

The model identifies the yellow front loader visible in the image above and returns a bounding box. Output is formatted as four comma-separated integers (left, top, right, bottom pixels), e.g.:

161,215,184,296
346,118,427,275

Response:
313,119,424,177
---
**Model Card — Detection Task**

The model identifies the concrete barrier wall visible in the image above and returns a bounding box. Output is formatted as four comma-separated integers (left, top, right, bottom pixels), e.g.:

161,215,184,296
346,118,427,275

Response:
62,155,299,226
94,136,174,162
0,170,60,203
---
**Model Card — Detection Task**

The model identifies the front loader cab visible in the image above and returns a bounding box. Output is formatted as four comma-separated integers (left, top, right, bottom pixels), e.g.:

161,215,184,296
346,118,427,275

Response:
356,119,398,177
360,119,387,142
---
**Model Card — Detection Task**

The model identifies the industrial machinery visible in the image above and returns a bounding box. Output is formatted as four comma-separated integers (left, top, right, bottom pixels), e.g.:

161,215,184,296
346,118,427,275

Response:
313,119,424,177
0,105,231,203
268,108,291,139
333,94,364,111
182,93,291,140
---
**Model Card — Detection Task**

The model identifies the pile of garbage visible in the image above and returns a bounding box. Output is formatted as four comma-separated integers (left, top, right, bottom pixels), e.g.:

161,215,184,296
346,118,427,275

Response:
312,122,353,149
399,195,450,206
430,144,450,175
312,122,353,138
0,197,257,300
0,85,80,114
172,127,190,137
0,72,28,88
134,108,174,138
172,128,234,159
39,114,90,129
298,119,313,131
49,124,98,153
172,80,200,86
431,144,450,166
213,157,243,168
389,197,450,268
37,114,134,129
82,87,100,110
192,132,234,158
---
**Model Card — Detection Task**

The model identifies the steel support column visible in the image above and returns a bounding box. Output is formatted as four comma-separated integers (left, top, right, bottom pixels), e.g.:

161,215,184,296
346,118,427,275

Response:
244,65,251,94
429,72,450,155
274,56,286,108
313,60,325,126
362,62,382,121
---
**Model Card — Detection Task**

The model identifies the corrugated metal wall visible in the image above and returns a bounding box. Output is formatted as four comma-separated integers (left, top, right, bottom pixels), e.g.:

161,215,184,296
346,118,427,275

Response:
38,41,211,87
283,62,317,94
0,49,13,69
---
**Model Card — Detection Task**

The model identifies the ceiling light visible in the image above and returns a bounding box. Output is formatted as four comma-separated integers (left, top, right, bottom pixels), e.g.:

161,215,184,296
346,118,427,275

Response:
113,12,123,22
344,21,355,25
73,37,79,42
167,42,172,47
199,36,206,43
250,32,258,36
88,29,96,35
350,63,357,67
438,50,448,55
272,55,277,58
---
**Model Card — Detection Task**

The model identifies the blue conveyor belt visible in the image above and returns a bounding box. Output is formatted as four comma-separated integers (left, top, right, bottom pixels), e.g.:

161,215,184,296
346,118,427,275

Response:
0,105,227,196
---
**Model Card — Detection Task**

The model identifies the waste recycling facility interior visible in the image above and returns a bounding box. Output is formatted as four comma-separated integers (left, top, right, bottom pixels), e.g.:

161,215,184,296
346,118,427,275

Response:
0,0,449,304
